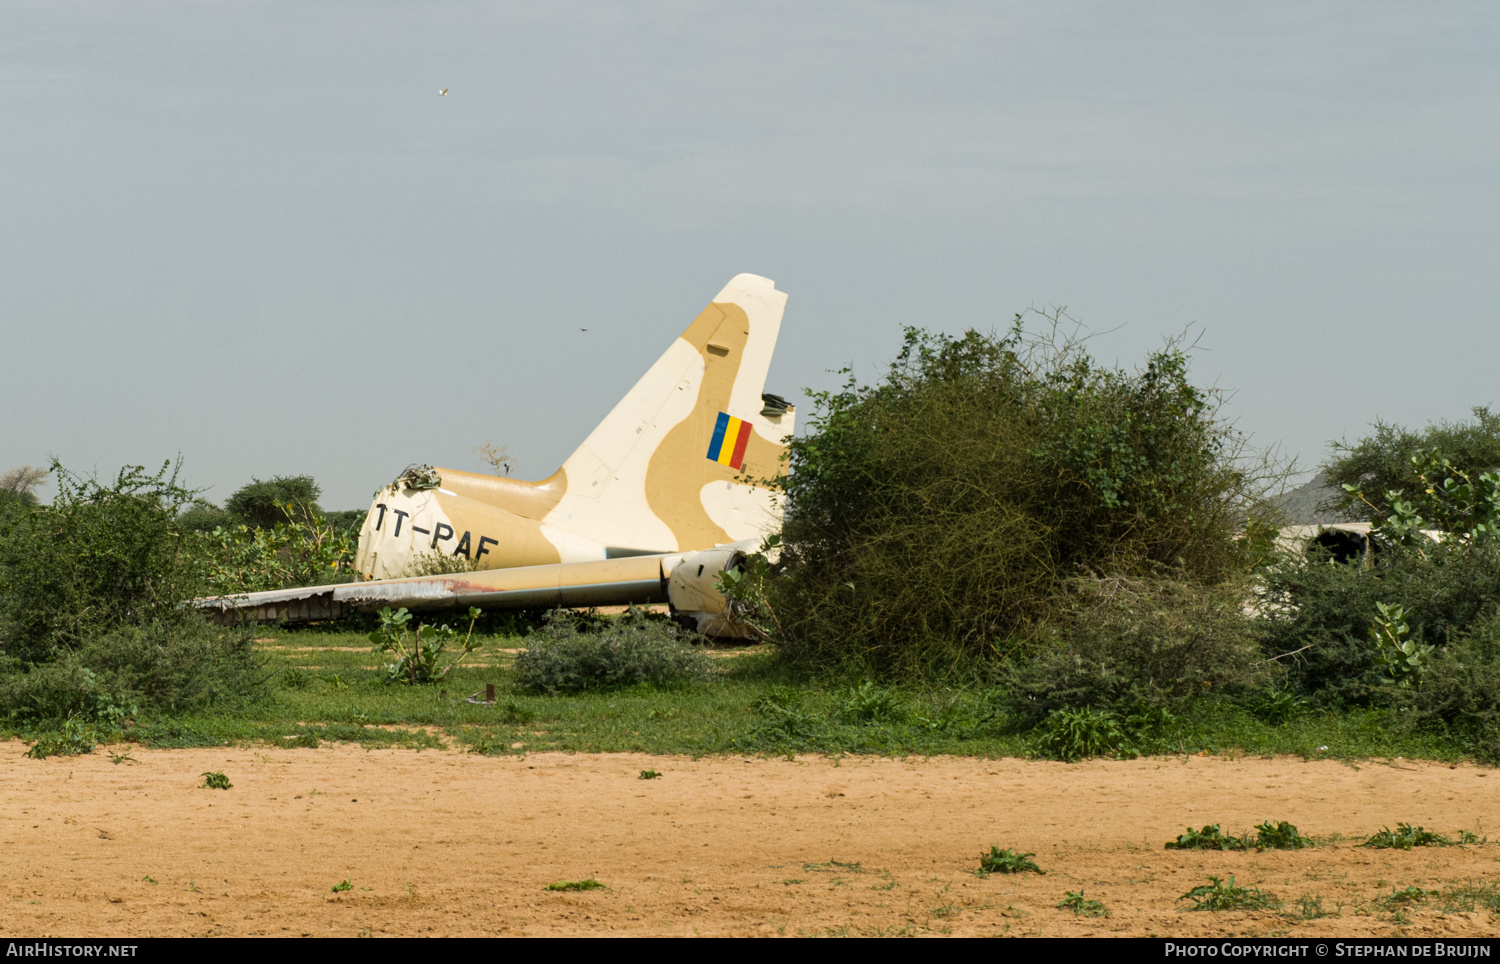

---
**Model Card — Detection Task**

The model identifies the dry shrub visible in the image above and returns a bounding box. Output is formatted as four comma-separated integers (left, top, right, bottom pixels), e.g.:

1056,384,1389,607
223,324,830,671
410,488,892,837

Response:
1002,576,1271,729
514,608,713,694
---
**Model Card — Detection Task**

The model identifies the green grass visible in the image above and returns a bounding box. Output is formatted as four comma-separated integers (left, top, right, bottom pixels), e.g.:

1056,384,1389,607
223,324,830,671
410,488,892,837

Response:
1,625,1485,761
1438,881,1500,914
546,879,604,892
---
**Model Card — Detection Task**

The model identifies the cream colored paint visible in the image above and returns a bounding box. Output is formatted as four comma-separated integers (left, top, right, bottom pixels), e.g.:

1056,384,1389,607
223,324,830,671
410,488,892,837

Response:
544,337,706,552
537,522,610,564
698,480,779,543
356,486,459,581
718,274,794,448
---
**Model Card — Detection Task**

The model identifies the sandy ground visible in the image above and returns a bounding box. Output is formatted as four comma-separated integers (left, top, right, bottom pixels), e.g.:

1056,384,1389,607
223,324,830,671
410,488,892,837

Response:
4,742,1500,937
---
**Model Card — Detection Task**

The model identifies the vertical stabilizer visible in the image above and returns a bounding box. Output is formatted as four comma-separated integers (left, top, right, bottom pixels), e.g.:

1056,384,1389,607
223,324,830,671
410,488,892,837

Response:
355,274,794,579
545,274,793,552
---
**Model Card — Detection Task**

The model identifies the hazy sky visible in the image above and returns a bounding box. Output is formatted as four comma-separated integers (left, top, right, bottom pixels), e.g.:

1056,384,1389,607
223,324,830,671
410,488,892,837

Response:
4,2,1497,509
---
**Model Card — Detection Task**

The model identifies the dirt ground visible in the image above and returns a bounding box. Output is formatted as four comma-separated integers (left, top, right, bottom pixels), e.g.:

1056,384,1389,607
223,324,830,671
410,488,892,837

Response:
5,742,1500,937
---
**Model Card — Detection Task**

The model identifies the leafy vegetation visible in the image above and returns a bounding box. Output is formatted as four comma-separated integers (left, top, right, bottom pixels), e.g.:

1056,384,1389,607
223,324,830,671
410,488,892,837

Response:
1032,706,1132,762
1437,880,1500,915
1165,821,1311,852
370,607,483,685
762,320,1278,678
1321,406,1500,521
1178,875,1280,912
1252,820,1314,850
1361,824,1457,850
0,461,263,728
1256,421,1500,765
1165,824,1252,852
1378,886,1436,909
1057,890,1108,917
1006,576,1268,738
546,879,604,892
24,719,97,759
200,771,231,790
977,846,1042,875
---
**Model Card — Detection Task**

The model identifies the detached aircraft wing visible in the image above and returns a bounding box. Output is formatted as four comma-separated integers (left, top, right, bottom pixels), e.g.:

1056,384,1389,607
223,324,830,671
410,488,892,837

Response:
201,273,793,636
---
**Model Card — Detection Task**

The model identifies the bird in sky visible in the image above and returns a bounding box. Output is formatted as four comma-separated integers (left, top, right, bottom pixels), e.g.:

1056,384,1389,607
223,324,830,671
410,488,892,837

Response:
438,88,449,96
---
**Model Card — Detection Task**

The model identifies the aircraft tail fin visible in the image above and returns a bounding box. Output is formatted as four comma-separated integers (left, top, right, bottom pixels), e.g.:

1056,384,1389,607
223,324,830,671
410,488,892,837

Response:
554,273,795,551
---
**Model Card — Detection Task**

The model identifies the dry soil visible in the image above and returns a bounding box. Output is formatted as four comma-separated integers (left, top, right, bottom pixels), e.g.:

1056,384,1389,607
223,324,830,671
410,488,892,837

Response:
4,742,1500,937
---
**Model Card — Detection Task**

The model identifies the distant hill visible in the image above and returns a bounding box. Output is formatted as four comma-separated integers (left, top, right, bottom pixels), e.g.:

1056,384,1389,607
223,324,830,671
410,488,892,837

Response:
1274,472,1359,524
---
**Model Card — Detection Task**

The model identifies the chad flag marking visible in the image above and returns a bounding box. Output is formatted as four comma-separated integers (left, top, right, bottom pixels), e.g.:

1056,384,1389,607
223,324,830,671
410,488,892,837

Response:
706,412,752,471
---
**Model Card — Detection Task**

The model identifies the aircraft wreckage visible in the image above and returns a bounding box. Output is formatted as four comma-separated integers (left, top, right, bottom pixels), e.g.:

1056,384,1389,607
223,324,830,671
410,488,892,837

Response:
201,273,793,637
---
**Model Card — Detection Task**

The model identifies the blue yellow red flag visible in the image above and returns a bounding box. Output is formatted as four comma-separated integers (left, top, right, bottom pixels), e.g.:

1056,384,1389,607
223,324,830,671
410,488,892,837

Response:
706,412,752,470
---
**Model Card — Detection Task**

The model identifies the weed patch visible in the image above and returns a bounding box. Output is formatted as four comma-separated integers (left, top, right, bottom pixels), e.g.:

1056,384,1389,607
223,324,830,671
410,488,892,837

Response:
1166,824,1251,851
1057,890,1108,917
200,771,231,790
546,879,604,892
837,682,906,724
1379,886,1436,909
1253,820,1314,850
1165,821,1311,851
1295,893,1340,919
24,720,97,759
1178,875,1280,912
1362,824,1454,849
1439,880,1500,914
802,859,864,874
978,846,1042,875
1033,706,1132,762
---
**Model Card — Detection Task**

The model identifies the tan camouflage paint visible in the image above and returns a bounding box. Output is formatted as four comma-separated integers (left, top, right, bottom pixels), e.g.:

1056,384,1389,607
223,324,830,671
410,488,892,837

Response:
354,274,792,581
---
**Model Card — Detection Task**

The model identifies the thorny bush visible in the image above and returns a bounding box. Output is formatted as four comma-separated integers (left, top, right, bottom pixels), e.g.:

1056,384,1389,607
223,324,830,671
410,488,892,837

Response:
514,607,713,694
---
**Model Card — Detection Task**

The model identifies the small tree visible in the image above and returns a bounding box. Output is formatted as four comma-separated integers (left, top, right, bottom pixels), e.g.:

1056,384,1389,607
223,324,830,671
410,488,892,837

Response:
474,443,514,477
0,460,207,662
224,475,323,529
0,466,48,502
1322,407,1500,520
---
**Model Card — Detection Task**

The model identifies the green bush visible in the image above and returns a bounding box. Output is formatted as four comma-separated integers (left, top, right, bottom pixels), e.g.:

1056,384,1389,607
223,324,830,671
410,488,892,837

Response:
202,510,359,594
1002,576,1270,730
1266,412,1500,715
1257,525,1500,709
0,619,261,723
25,719,97,759
1322,406,1500,521
370,606,482,685
0,461,209,662
1032,706,1131,762
766,321,1276,677
514,608,713,694
1400,613,1500,762
0,460,263,723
